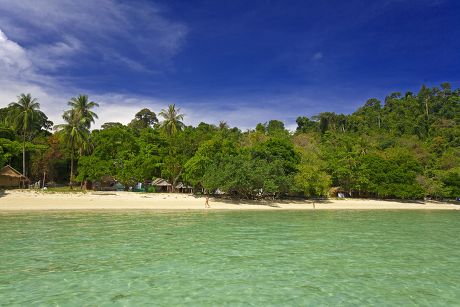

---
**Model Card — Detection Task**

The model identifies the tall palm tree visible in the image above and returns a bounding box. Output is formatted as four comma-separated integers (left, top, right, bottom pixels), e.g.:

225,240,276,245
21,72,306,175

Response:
159,104,184,136
219,121,229,130
66,95,99,128
54,110,89,188
8,93,45,176
159,104,185,192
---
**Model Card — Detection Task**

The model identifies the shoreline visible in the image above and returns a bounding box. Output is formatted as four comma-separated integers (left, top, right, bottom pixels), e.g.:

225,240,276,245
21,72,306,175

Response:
0,190,459,211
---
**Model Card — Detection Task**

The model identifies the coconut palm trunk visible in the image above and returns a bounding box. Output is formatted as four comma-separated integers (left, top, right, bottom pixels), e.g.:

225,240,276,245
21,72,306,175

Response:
7,94,45,178
22,133,26,177
70,139,74,188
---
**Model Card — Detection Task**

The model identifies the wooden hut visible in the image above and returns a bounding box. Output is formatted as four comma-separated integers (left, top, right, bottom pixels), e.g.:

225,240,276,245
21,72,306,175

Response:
152,178,173,192
0,165,28,188
175,182,193,193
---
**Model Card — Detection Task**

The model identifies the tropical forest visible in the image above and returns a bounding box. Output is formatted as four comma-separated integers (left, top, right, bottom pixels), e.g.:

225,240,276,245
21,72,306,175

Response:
1,83,459,199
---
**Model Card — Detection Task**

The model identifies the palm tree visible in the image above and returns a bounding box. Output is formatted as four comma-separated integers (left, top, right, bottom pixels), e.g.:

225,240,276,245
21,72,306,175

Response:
8,93,45,176
66,95,99,128
54,110,89,188
219,121,229,130
159,104,184,136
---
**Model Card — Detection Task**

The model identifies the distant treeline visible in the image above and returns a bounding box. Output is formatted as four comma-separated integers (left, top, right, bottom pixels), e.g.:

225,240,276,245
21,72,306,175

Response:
1,83,459,199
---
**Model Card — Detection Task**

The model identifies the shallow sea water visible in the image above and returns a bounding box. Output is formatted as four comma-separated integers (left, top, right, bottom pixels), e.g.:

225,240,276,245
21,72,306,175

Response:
0,210,459,306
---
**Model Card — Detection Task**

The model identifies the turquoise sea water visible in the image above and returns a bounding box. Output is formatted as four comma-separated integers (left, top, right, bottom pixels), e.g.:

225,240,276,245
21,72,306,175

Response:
0,210,459,306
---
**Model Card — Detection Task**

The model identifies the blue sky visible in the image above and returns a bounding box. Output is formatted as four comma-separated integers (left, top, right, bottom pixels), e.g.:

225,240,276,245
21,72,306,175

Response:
0,0,459,129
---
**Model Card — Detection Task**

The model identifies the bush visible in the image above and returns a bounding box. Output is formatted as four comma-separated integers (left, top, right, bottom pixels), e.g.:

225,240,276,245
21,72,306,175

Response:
147,186,156,193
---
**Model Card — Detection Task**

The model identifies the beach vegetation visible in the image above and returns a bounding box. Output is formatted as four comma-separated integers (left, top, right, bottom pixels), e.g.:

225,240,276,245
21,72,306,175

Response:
159,104,184,136
54,95,99,188
5,94,49,177
1,84,459,199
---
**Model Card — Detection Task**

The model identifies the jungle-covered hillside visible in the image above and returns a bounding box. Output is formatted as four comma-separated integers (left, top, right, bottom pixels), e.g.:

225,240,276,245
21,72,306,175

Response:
1,83,459,199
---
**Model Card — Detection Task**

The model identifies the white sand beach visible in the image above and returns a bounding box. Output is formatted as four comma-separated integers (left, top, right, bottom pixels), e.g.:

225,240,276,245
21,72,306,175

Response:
0,190,458,211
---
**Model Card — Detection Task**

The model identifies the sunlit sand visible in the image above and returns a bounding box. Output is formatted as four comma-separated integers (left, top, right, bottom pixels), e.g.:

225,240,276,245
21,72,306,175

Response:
0,190,457,211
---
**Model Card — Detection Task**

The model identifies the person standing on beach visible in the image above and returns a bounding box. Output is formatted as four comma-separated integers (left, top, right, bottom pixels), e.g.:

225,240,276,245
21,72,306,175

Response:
205,196,211,208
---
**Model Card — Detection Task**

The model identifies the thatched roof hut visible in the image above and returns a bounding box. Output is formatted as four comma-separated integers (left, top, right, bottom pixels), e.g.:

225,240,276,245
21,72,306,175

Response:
175,182,193,193
152,178,173,192
0,165,28,188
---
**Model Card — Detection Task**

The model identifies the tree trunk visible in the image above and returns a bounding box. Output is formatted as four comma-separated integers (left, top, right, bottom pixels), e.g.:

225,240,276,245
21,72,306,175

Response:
425,97,429,117
70,140,74,189
22,133,26,176
171,167,183,193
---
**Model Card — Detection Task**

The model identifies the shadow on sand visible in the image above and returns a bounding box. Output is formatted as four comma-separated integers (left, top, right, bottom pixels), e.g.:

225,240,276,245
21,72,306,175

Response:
192,195,332,208
377,198,425,204
193,194,460,207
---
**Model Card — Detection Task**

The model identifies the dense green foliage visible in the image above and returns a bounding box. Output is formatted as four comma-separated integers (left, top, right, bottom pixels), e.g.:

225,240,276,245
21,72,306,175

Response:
54,95,99,187
1,84,459,199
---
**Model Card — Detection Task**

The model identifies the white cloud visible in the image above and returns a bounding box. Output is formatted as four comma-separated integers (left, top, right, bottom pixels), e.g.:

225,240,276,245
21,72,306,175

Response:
0,1,190,127
0,25,300,131
0,29,32,74
28,36,82,71
0,2,349,131
0,0,187,72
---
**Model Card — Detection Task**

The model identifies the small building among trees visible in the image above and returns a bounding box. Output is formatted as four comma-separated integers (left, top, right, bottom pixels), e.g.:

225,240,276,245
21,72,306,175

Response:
152,178,173,192
175,182,193,193
0,165,28,188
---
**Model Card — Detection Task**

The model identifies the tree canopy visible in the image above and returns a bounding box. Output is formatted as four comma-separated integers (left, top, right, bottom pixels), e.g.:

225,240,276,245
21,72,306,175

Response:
1,84,459,199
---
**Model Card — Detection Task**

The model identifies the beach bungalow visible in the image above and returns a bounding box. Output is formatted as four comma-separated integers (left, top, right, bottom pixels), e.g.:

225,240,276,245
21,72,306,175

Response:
175,182,193,193
152,178,173,192
0,165,28,188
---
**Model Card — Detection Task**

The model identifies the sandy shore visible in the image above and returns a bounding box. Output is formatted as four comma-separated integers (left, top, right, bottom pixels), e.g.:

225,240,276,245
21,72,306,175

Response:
0,190,459,211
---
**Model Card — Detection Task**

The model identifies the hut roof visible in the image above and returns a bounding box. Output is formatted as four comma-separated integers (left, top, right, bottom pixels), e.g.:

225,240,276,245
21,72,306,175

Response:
175,182,192,189
152,178,172,186
0,165,25,178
